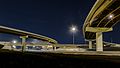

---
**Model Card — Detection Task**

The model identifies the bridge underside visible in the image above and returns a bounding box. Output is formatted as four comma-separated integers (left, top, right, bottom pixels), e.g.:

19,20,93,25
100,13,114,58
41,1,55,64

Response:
85,0,120,40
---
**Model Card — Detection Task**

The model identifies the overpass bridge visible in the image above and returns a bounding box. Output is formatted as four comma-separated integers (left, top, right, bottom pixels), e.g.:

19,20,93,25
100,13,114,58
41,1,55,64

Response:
1,41,120,53
0,41,88,52
0,25,57,51
83,0,120,51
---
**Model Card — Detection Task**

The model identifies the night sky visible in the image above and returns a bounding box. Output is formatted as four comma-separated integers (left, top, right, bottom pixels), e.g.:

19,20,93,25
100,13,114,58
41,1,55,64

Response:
0,0,119,44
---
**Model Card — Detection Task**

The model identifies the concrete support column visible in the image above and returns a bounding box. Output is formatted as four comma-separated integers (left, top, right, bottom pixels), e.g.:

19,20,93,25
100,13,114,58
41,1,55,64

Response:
96,32,103,52
53,45,56,51
20,36,28,52
63,46,66,49
9,43,13,50
54,46,56,51
89,41,92,49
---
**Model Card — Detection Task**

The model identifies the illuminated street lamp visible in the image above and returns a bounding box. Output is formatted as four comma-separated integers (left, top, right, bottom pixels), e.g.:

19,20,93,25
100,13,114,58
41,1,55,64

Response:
70,26,77,44
11,40,17,50
12,40,17,44
108,14,114,19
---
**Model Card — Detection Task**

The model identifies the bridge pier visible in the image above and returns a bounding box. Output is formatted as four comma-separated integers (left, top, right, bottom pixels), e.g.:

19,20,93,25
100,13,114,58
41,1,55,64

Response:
20,36,28,52
53,45,56,51
86,27,113,52
89,41,92,49
54,46,56,51
96,32,103,52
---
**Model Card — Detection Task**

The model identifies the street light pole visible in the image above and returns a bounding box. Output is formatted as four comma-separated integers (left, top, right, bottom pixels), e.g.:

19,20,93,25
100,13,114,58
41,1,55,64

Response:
70,26,77,45
73,32,74,45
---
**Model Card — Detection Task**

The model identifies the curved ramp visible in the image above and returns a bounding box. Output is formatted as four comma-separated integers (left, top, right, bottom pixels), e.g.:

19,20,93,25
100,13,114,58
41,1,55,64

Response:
0,25,57,44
